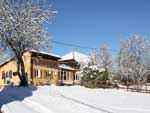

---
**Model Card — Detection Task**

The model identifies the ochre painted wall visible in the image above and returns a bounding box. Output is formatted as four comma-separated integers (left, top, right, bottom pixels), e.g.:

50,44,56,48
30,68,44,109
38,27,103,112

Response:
0,60,19,86
23,52,32,83
32,65,58,85
0,51,78,86
0,52,32,86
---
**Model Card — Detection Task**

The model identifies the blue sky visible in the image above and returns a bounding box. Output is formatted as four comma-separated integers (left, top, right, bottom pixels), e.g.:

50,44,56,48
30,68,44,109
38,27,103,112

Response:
48,0,150,56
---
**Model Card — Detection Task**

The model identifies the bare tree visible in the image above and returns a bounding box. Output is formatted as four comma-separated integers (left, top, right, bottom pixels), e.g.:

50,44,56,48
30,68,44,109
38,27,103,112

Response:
95,45,112,77
0,0,57,86
117,39,131,82
117,35,150,90
96,45,112,68
144,41,150,82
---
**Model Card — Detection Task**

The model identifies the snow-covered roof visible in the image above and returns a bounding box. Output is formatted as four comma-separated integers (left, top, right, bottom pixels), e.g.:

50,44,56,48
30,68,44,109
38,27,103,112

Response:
58,64,76,71
30,50,61,58
59,51,89,63
0,50,61,67
0,56,14,66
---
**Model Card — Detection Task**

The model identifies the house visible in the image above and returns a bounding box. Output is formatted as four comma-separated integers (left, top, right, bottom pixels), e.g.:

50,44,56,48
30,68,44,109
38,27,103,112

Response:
0,50,81,86
59,51,89,84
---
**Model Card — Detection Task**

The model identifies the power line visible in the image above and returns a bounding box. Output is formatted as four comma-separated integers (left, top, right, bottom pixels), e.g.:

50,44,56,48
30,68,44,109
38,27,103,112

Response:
52,40,118,54
52,40,96,50
52,40,150,56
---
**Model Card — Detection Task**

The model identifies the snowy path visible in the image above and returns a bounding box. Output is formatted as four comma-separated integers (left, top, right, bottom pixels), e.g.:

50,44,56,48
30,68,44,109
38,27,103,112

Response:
51,86,150,113
0,87,53,113
60,93,113,113
0,93,42,113
1,86,150,113
0,86,107,113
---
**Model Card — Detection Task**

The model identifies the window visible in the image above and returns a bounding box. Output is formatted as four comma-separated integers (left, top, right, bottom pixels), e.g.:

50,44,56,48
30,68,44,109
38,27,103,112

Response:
6,71,10,78
73,72,75,80
45,70,50,78
35,69,38,78
64,72,66,80
73,73,79,80
2,70,13,79
58,71,61,80
35,69,41,78
51,71,53,79
77,75,80,80
76,74,78,80
67,72,69,80
61,71,63,80
58,71,68,81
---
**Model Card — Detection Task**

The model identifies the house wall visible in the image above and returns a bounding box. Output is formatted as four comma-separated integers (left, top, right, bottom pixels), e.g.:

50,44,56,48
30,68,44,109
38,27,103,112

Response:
0,60,19,86
73,71,81,84
0,51,79,86
23,52,32,83
57,70,77,85
0,51,61,86
32,65,58,85
0,52,32,86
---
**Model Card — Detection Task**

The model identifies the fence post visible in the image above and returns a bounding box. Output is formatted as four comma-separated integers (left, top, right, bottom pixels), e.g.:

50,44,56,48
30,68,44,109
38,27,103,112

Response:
146,83,147,93
126,82,128,91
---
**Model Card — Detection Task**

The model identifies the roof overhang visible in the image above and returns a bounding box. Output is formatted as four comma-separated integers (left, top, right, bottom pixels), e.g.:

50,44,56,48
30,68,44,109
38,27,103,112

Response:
58,64,76,71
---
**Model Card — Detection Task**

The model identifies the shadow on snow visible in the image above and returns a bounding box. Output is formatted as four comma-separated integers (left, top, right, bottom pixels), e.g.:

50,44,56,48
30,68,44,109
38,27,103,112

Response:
0,86,37,109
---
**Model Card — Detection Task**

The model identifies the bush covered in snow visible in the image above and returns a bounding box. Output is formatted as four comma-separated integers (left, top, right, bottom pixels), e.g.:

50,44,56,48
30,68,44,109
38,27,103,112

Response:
81,62,101,81
81,56,111,88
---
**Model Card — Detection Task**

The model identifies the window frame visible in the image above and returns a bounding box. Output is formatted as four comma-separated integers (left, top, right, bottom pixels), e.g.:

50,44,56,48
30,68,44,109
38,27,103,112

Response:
35,69,41,78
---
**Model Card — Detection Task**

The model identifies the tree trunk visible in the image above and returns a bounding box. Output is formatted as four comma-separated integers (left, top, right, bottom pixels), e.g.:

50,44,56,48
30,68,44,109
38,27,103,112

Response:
17,61,22,80
17,55,28,86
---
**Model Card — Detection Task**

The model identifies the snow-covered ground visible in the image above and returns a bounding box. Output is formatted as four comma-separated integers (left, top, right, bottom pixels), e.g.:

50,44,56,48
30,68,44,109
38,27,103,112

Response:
0,85,150,113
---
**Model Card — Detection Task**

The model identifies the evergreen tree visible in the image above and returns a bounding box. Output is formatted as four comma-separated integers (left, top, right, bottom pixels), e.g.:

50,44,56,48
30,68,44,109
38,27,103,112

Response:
81,55,101,81
81,54,111,88
101,68,109,82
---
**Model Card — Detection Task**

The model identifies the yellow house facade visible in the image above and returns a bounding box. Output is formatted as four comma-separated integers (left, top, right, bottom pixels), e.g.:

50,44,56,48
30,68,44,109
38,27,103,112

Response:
0,50,80,86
